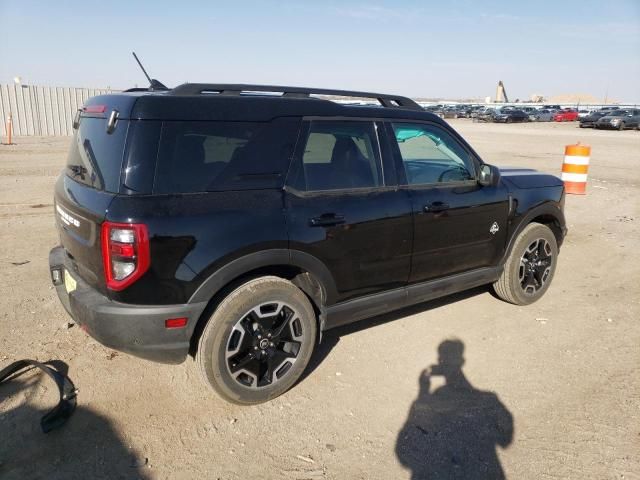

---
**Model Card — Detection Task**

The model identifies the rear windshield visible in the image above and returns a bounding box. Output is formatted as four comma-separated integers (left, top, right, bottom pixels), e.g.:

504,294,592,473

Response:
66,117,128,192
153,118,300,194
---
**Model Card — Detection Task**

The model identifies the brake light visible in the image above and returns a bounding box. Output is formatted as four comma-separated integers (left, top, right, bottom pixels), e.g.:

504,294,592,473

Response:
101,221,150,291
83,105,106,113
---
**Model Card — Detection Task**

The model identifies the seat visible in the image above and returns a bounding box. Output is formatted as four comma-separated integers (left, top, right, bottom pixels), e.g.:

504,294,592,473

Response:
172,135,207,191
329,137,375,189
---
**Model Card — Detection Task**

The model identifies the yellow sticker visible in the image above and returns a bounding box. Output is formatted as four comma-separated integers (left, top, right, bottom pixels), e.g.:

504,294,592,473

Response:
64,269,77,293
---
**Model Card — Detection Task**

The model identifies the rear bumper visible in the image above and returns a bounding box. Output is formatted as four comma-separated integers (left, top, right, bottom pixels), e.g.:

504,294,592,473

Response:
49,246,207,364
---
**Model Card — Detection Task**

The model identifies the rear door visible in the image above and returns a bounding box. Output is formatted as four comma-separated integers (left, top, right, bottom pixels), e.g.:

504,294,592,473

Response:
387,121,509,284
55,109,129,294
285,119,412,303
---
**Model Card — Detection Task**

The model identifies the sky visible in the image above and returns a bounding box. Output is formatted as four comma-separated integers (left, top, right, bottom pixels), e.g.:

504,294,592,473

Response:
1,0,639,102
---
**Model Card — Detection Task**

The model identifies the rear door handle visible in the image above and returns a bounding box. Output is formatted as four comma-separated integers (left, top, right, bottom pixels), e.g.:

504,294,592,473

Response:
309,213,345,227
424,201,450,213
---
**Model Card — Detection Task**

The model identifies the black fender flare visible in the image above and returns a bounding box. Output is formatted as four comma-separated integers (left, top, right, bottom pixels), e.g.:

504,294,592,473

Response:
501,202,566,266
188,248,338,307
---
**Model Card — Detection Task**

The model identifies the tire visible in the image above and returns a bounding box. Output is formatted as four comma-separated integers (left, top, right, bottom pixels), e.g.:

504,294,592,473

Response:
618,122,625,131
493,223,558,305
197,276,317,405
506,117,513,124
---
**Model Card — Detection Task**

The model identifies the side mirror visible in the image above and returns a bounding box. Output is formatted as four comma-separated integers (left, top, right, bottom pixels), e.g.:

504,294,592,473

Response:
478,164,501,187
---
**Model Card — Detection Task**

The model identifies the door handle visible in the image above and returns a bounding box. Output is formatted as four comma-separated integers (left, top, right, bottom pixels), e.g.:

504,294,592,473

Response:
309,213,345,227
424,201,450,213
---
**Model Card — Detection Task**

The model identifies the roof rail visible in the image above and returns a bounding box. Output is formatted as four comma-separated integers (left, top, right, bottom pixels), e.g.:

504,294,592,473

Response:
169,83,422,111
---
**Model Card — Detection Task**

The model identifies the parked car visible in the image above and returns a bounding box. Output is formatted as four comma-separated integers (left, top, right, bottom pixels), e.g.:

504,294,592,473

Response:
594,109,640,130
579,111,609,128
49,82,566,404
493,109,529,123
474,108,498,122
441,107,460,119
455,105,475,118
530,109,557,122
553,110,579,122
469,106,486,119
577,110,592,119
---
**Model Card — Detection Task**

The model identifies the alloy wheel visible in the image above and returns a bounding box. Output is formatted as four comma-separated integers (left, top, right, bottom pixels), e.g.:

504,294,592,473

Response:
225,302,304,389
519,238,553,295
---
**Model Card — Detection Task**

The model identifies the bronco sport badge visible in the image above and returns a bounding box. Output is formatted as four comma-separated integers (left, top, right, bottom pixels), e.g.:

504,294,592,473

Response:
490,222,500,235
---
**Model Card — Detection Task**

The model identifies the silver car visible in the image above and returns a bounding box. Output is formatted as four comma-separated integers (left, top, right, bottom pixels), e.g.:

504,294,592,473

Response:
530,109,557,122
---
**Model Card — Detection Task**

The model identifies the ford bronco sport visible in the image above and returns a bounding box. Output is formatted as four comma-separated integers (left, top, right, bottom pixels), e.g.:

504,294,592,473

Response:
49,83,566,404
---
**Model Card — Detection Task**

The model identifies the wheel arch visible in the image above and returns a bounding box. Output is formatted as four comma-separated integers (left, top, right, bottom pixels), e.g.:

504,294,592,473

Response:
501,203,566,266
187,249,337,355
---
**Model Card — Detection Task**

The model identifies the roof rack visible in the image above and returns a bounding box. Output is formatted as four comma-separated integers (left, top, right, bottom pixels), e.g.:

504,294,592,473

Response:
169,83,422,111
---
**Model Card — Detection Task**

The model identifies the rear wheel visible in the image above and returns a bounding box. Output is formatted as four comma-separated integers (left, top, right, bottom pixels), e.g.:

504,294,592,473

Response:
197,276,317,405
493,223,558,305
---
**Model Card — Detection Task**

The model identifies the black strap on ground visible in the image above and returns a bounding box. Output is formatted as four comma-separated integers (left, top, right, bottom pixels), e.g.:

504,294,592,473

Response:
0,359,77,433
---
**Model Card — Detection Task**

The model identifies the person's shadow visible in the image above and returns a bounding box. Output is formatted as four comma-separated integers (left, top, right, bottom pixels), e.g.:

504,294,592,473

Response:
396,340,514,480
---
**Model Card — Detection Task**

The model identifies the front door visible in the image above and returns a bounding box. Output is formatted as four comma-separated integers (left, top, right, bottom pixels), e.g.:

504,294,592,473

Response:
387,121,509,283
285,119,412,303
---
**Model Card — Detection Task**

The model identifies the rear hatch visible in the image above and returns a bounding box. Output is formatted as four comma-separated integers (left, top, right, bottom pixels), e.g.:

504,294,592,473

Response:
55,96,135,295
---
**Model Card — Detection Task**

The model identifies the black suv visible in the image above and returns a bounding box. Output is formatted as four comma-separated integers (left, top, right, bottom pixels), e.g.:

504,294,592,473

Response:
49,83,566,404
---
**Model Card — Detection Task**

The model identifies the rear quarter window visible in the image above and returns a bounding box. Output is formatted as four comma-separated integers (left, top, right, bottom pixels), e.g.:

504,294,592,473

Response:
66,117,128,192
154,118,300,194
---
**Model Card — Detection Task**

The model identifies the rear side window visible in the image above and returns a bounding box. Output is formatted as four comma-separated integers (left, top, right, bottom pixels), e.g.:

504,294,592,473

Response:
66,117,128,192
289,121,382,191
154,118,300,193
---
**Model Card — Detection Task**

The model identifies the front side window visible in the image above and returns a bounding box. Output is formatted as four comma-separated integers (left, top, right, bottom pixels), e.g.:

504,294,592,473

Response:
291,121,382,191
392,123,475,185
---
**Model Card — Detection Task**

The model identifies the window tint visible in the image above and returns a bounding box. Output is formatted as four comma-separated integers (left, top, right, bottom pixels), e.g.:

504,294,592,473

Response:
392,123,475,185
292,121,382,191
154,118,299,193
66,117,128,192
122,120,161,194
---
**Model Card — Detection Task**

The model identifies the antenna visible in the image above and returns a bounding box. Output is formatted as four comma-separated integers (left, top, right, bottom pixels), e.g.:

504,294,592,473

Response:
131,52,168,91
132,52,152,85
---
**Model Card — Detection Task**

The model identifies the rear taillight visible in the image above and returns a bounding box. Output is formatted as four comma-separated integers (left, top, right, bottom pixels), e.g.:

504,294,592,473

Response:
101,221,150,291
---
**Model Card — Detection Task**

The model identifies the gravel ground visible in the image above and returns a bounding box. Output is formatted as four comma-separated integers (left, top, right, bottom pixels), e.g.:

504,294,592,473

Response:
0,121,639,480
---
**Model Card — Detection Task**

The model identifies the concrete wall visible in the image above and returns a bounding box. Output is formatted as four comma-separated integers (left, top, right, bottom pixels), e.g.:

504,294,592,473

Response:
0,84,115,137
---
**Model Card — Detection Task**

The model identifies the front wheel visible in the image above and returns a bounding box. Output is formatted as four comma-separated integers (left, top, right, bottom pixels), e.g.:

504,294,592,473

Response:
618,122,625,131
197,276,317,405
493,223,558,305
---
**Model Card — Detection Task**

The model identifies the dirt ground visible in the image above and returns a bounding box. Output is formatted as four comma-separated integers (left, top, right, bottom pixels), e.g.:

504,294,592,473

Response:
0,121,639,480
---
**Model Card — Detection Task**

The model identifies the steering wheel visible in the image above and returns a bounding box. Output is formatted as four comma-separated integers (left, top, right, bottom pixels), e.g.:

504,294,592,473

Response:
437,166,469,183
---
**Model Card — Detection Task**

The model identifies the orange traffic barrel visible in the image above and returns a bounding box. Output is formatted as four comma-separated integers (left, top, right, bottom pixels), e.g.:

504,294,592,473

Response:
561,143,590,195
